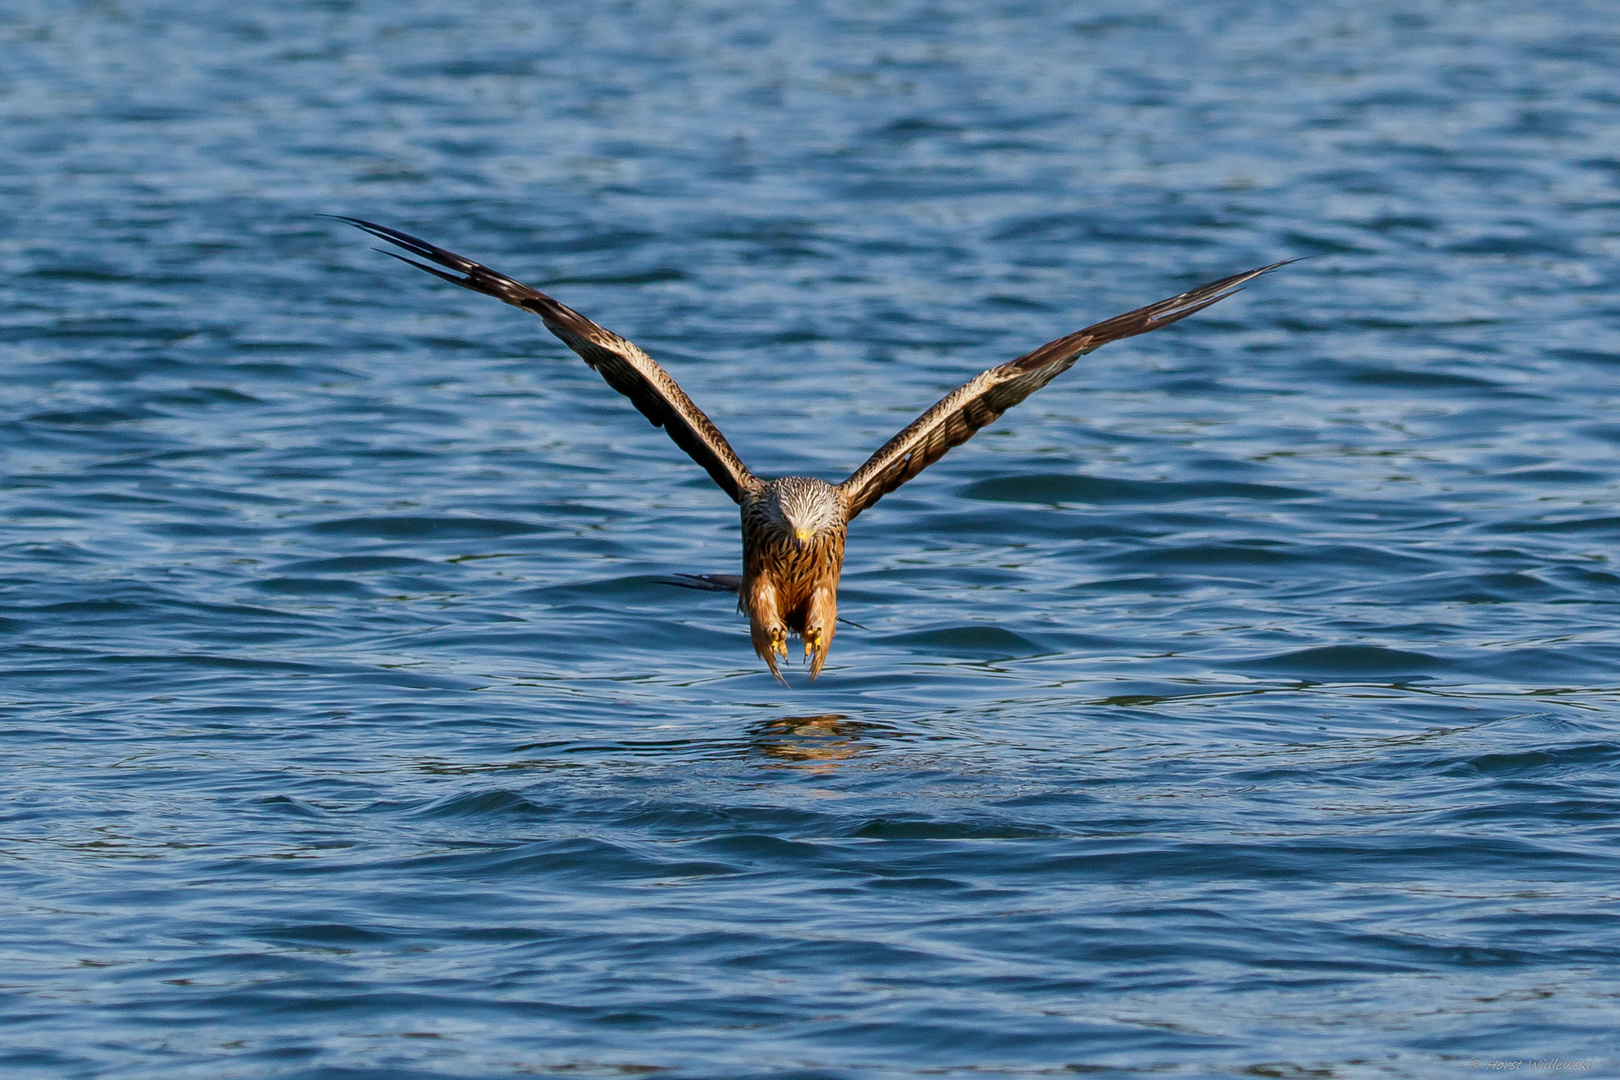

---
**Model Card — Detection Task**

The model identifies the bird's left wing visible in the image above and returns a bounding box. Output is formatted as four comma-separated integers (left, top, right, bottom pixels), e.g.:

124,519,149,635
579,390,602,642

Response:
336,217,760,505
835,261,1291,522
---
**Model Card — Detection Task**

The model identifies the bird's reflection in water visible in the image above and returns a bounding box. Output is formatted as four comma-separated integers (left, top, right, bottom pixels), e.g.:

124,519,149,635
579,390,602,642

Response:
749,714,888,771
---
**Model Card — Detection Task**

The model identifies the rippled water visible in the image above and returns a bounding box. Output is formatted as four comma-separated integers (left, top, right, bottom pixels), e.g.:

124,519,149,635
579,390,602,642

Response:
4,1,1620,1077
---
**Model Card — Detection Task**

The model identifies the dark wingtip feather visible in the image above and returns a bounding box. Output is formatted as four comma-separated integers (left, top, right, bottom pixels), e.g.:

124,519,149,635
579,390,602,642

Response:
663,573,743,594
1145,257,1299,327
376,248,473,288
331,215,543,307
1143,286,1245,329
330,215,486,274
1058,256,1297,351
1156,258,1298,314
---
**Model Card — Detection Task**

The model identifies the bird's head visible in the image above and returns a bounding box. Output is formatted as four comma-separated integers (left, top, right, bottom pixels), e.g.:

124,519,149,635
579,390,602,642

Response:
765,477,841,549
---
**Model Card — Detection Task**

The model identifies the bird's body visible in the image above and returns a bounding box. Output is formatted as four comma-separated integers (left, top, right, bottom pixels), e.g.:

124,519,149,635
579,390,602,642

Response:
338,217,1286,682
741,477,847,679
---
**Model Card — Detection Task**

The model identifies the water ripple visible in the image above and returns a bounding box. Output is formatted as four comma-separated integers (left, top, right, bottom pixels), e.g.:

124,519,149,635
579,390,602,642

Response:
4,1,1620,1077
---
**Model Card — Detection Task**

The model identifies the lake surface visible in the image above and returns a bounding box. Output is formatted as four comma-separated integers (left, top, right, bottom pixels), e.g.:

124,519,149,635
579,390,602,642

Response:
3,1,1619,1077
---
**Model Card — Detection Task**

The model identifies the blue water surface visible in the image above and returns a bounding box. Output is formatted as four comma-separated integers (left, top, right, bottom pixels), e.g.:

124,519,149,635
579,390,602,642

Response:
3,1,1619,1077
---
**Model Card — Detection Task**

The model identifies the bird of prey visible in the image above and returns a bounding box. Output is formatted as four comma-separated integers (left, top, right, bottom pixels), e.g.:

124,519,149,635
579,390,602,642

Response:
338,217,1286,682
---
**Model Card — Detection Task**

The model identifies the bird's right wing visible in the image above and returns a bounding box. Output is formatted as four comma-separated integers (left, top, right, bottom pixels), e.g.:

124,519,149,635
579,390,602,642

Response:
836,261,1291,521
338,218,760,504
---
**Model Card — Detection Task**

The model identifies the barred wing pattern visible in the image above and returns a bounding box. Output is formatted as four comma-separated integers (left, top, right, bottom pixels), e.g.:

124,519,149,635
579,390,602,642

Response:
836,261,1292,521
338,218,760,505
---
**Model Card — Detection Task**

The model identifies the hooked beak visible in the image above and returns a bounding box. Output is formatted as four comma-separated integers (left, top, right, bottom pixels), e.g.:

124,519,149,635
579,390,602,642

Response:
793,528,811,550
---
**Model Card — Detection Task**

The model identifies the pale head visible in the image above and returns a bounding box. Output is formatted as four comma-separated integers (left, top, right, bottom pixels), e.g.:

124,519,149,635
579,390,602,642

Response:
763,476,841,545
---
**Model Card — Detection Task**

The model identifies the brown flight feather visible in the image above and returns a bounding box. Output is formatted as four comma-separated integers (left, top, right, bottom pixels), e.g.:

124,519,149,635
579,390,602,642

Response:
835,260,1294,521
332,217,759,504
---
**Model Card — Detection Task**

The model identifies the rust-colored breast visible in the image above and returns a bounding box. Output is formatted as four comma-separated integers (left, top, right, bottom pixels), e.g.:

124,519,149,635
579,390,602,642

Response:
742,520,845,628
739,496,848,679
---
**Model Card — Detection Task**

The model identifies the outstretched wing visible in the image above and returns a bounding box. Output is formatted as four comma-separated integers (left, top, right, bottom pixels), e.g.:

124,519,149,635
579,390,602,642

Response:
337,217,760,504
836,261,1292,521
